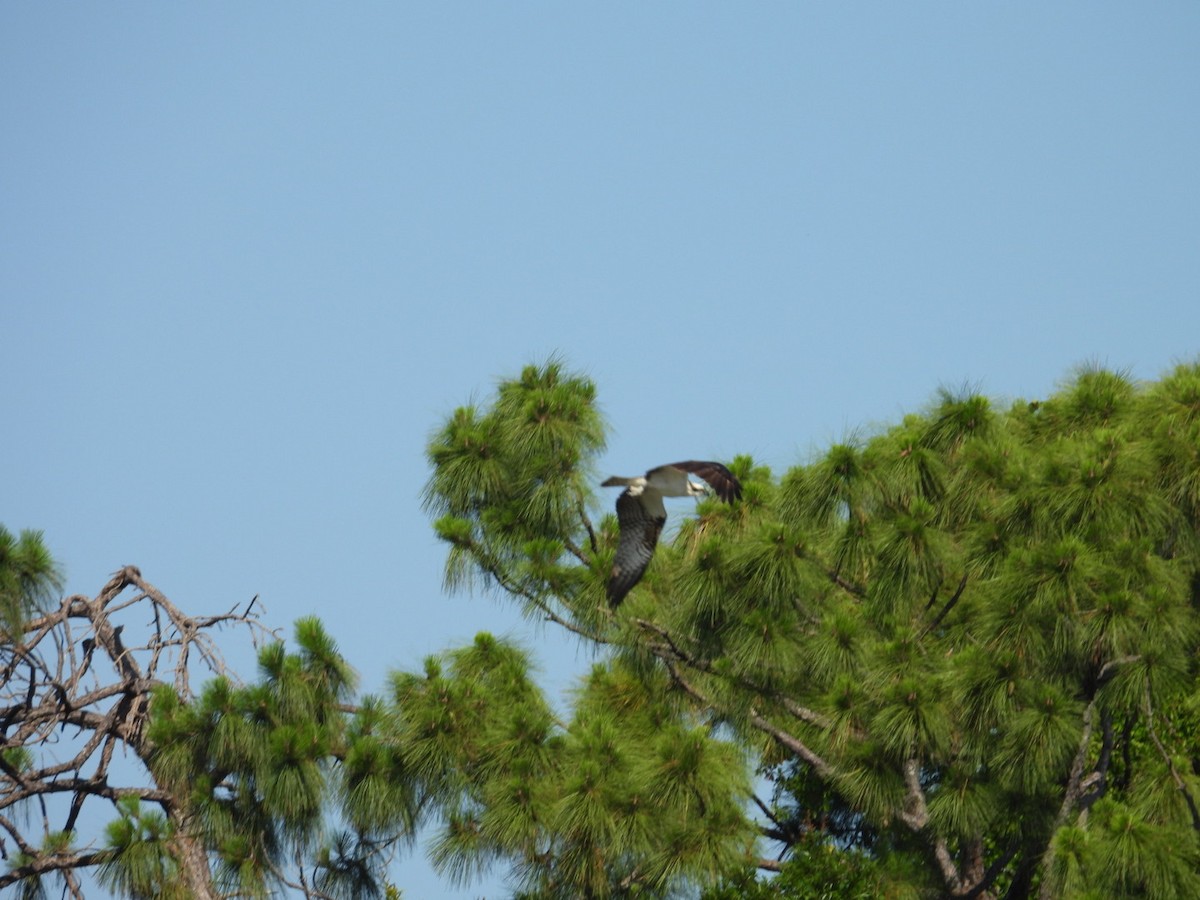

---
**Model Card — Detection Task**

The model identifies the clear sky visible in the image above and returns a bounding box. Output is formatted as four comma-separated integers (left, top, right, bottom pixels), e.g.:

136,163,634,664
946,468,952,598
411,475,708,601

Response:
3,4,1198,897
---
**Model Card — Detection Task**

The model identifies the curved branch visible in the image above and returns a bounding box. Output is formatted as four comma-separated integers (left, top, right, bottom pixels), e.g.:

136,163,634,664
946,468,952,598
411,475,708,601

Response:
0,566,278,897
635,631,837,780
632,618,842,733
0,849,110,891
459,535,608,644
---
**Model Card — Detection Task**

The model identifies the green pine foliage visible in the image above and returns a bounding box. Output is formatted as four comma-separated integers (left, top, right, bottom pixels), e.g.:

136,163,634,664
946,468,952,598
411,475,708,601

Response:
9,358,1200,898
98,798,187,900
421,359,1200,898
422,358,606,621
0,527,62,636
142,617,417,898
388,633,755,897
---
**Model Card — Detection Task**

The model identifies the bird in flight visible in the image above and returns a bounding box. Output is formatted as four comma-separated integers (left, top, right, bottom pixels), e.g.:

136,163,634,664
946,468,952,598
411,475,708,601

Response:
602,460,742,608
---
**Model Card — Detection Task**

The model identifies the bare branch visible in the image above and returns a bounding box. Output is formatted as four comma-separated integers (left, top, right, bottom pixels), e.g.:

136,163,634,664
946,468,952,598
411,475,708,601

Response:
751,793,784,832
0,849,111,891
0,566,277,896
632,617,843,734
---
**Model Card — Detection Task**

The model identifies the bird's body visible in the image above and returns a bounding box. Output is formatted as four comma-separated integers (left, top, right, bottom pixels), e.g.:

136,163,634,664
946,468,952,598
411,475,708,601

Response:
602,460,741,607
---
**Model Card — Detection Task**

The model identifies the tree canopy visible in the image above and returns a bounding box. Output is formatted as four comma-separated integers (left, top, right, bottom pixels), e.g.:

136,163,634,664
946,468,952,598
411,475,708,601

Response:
0,561,413,899
5,357,1200,899
420,359,1200,898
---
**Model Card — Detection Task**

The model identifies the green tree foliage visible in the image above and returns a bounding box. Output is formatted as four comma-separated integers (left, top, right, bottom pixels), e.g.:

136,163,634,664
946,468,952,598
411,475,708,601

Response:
8,358,1200,899
704,832,891,900
98,797,187,900
0,526,62,636
422,359,1200,898
145,615,418,898
0,562,413,899
388,633,754,897
424,358,607,627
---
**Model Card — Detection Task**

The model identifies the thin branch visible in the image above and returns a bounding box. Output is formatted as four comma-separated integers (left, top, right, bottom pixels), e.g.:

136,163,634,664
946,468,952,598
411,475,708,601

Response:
632,617,842,734
1,565,278,896
561,537,590,566
577,497,599,555
751,793,784,832
747,708,834,779
924,577,944,611
830,571,866,599
923,572,968,636
270,852,342,900
646,644,837,779
463,536,609,644
898,758,964,895
1142,678,1200,831
0,850,111,890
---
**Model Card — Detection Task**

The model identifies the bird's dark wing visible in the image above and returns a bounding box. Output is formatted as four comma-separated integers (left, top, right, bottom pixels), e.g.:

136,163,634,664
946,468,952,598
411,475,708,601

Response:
608,490,666,608
666,460,743,503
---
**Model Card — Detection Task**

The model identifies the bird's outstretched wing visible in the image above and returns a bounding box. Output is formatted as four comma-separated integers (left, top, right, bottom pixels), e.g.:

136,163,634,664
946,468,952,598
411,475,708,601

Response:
607,491,666,608
661,460,743,503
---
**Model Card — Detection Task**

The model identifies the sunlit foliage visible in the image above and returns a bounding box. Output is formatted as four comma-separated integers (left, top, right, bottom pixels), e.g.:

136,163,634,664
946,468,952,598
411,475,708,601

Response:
423,360,1200,898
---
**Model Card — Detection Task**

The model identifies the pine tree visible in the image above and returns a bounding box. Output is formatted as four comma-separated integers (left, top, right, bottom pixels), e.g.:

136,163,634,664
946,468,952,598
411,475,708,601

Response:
0,526,62,635
8,357,1199,898
0,559,414,898
421,359,1200,898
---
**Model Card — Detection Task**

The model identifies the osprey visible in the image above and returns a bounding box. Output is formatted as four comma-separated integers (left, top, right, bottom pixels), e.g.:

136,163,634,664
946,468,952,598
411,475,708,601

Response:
602,460,742,608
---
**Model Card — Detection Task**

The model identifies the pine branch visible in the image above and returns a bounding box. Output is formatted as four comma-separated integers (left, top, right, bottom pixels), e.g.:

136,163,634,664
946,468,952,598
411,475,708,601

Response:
271,852,343,900
617,863,647,890
958,839,1022,900
575,495,598,556
752,792,807,851
0,849,111,891
1077,712,1114,813
561,536,591,566
899,758,966,896
746,706,835,780
922,572,968,636
1048,699,1097,836
830,571,866,599
646,642,836,779
632,618,840,734
1142,679,1200,832
459,535,608,643
751,793,785,832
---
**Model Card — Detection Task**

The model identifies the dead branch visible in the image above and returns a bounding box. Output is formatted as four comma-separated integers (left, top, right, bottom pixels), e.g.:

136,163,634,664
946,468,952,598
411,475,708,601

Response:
0,566,277,894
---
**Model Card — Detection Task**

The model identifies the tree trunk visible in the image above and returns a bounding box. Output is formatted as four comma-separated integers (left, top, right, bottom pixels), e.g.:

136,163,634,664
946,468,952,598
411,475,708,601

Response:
169,822,219,900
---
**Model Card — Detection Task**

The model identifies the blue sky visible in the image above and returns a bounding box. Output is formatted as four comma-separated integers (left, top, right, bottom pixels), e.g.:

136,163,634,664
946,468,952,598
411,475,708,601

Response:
3,5,1198,897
